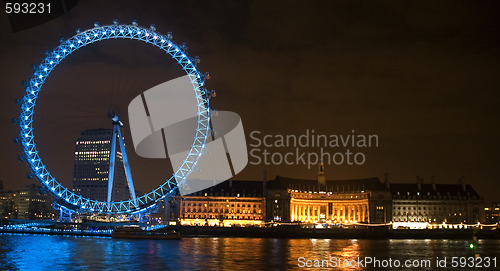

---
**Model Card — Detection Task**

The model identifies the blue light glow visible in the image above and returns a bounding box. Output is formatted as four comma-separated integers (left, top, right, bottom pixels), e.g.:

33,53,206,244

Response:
17,22,211,215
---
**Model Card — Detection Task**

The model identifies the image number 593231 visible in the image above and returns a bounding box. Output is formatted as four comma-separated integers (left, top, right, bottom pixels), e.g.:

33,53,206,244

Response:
5,2,51,14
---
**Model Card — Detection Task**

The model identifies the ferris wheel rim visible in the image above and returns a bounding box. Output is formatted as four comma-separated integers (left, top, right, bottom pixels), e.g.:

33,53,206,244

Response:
17,21,211,214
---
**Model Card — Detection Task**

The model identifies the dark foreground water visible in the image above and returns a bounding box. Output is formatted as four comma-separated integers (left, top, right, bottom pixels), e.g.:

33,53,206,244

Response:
0,234,499,270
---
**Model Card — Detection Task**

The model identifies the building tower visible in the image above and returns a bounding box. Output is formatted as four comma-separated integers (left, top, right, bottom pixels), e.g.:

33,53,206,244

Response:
317,162,326,187
72,129,130,202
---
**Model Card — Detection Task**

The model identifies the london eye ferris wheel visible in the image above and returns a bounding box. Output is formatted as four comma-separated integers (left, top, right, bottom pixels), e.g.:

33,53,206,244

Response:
15,20,212,215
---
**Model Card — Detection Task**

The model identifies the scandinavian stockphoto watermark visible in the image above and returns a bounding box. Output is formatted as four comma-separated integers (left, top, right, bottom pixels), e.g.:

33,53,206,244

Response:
248,129,379,169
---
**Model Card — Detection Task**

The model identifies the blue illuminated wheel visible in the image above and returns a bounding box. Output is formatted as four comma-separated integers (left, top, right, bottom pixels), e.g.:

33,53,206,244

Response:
16,20,210,214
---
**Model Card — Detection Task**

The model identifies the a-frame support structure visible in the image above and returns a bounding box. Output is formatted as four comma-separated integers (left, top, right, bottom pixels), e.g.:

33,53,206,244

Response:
107,112,138,206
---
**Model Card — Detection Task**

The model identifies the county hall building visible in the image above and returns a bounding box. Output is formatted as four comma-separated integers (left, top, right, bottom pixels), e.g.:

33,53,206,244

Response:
163,166,484,226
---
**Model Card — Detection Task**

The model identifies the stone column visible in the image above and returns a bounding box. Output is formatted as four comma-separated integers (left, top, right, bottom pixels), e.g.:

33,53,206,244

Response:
303,205,306,222
363,205,366,222
347,205,350,221
355,205,360,222
352,205,356,222
295,205,298,221
362,205,366,222
326,204,329,221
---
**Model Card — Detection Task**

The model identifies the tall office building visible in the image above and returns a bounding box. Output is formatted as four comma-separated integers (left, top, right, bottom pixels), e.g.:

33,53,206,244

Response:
72,129,130,202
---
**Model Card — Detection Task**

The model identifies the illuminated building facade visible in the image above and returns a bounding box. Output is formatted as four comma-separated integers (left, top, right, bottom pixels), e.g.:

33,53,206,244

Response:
288,190,370,223
265,172,392,224
0,184,55,219
166,180,265,226
72,129,129,202
18,184,55,219
390,178,484,224
484,201,500,224
0,191,16,218
163,168,486,226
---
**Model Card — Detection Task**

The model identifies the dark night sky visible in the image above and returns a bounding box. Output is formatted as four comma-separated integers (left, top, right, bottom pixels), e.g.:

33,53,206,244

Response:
0,1,499,201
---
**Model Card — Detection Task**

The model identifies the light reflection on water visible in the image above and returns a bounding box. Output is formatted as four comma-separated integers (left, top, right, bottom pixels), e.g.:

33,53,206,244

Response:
0,234,499,270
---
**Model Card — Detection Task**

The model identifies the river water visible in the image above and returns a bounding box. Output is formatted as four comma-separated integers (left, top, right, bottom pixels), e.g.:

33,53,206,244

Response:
0,234,499,270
